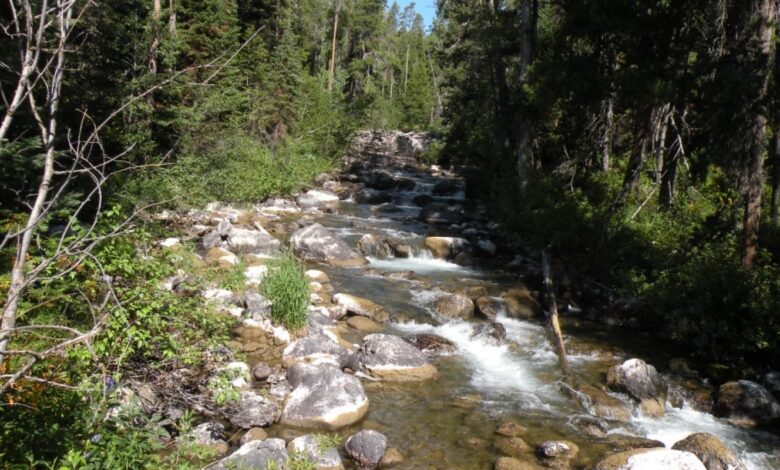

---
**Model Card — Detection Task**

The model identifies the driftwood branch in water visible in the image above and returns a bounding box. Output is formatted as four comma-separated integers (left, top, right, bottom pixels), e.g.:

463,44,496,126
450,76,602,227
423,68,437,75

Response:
542,251,571,379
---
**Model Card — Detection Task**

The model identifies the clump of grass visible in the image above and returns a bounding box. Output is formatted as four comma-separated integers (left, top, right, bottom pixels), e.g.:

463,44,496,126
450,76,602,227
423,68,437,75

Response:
261,251,309,330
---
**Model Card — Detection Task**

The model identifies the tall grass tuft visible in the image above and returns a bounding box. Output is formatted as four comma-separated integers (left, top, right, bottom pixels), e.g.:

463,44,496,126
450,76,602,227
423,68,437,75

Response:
261,251,310,331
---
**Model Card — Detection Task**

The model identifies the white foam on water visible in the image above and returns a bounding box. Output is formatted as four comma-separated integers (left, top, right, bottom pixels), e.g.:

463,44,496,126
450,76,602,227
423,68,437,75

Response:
368,251,477,275
618,403,780,470
393,320,556,410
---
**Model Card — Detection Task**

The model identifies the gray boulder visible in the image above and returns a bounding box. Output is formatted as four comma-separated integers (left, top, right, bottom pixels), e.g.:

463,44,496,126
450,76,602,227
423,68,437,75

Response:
607,358,668,417
332,293,389,322
290,224,368,267
432,293,474,319
228,391,281,429
672,432,747,470
282,334,345,367
594,448,706,470
297,190,340,209
210,438,288,470
202,221,280,255
281,363,369,430
360,334,437,381
345,430,387,469
716,380,780,426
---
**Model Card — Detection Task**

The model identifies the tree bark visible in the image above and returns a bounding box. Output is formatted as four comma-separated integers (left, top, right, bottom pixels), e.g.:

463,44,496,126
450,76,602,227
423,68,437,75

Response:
600,96,614,172
404,44,410,93
327,0,341,93
168,0,176,36
740,0,775,270
148,0,162,75
516,0,537,190
542,252,571,379
614,107,651,208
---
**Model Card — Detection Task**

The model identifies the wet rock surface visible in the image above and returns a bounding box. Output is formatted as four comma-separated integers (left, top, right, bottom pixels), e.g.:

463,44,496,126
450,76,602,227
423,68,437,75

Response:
359,334,437,381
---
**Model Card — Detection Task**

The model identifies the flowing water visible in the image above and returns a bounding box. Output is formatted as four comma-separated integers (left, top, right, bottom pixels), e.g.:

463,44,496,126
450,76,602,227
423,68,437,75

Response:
266,166,780,469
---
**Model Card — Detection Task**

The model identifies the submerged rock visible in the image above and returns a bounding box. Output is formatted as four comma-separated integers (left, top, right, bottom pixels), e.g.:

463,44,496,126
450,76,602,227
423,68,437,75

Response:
281,363,369,430
210,438,288,470
475,296,503,320
345,430,387,469
606,358,668,417
569,384,632,421
359,334,437,381
672,432,747,470
290,224,368,267
354,188,392,204
594,448,706,470
716,380,780,426
472,322,507,346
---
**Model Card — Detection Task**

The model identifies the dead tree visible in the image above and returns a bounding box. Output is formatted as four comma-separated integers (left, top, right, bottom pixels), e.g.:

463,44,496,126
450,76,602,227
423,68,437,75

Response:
541,252,571,379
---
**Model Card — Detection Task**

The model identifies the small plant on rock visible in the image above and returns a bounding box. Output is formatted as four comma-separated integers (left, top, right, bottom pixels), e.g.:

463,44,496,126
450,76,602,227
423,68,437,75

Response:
261,251,309,331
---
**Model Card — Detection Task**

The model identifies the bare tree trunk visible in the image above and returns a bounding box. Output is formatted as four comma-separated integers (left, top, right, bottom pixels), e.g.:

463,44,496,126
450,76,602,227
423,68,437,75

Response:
652,103,671,184
542,252,571,379
741,0,775,270
601,96,614,172
148,0,162,75
168,0,177,36
1,0,72,365
327,0,341,93
0,0,48,144
404,44,410,93
516,0,537,191
614,107,651,208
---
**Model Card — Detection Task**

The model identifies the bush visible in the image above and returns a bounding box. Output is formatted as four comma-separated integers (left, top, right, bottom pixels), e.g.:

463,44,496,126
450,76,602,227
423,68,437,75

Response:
261,251,309,331
128,132,333,208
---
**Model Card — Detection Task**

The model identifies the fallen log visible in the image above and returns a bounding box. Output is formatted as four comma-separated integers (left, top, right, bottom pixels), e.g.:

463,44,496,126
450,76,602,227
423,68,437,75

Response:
541,251,571,379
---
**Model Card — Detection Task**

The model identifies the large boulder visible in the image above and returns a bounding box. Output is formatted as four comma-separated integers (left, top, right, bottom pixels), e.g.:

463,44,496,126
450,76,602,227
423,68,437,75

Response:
359,334,437,381
182,422,229,457
357,234,393,258
432,292,474,318
672,433,747,470
502,289,542,319
475,296,503,320
332,293,389,322
424,236,469,259
282,334,346,367
607,358,668,417
297,190,340,209
345,430,387,469
228,391,281,429
594,448,706,470
202,221,280,255
281,363,369,430
287,435,344,470
290,224,368,267
210,438,288,470
716,380,780,426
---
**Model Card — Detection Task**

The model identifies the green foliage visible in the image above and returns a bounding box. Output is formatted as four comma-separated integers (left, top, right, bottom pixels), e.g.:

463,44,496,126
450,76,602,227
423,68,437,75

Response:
129,132,333,208
261,251,310,331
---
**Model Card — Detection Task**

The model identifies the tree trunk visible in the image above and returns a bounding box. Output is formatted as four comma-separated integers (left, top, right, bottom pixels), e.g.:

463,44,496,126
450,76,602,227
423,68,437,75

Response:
168,0,176,36
653,103,671,184
404,44,410,93
542,252,571,379
148,0,162,75
740,0,775,270
1,0,71,365
327,0,341,93
600,96,614,172
659,147,679,210
516,0,537,190
614,107,651,208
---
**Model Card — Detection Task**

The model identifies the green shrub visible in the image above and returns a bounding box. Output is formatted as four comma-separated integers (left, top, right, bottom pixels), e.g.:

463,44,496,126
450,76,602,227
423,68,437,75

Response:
261,251,309,331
